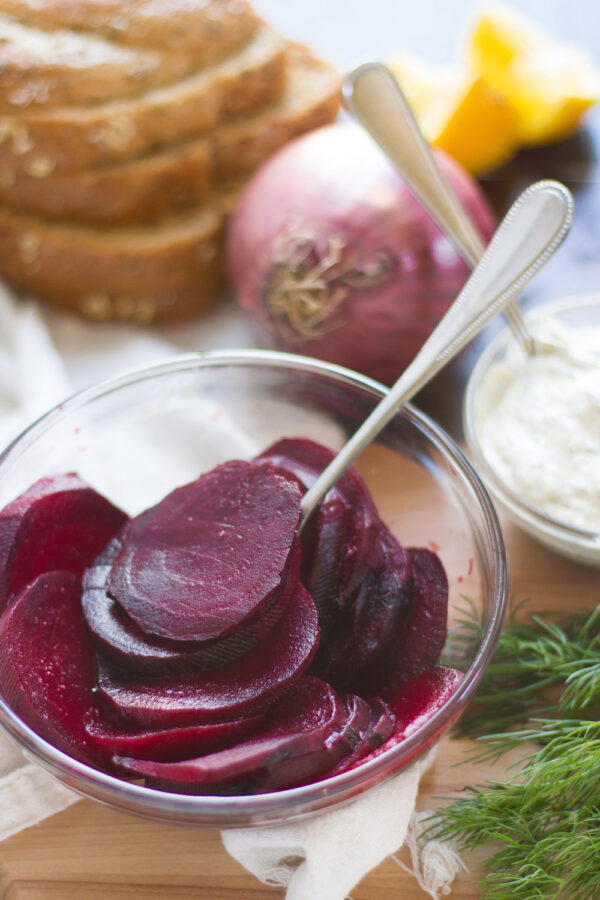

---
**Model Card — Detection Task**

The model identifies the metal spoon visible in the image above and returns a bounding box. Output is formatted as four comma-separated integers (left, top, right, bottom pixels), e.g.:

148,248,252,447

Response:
299,179,572,527
340,62,575,355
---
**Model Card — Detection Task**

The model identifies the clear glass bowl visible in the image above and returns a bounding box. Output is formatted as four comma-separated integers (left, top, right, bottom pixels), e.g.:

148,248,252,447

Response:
0,350,507,827
464,294,600,567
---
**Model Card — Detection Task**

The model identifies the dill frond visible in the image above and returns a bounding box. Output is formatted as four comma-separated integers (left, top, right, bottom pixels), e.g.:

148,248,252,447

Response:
432,600,600,900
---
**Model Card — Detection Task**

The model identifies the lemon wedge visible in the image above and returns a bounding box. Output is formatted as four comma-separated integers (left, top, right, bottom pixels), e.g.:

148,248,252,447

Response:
389,3,600,175
467,3,600,145
391,55,520,175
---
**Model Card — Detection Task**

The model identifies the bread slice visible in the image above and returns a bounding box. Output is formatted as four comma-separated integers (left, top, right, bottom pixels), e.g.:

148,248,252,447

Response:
0,2,260,111
0,192,238,323
0,47,339,225
0,0,258,61
0,22,287,174
0,16,171,112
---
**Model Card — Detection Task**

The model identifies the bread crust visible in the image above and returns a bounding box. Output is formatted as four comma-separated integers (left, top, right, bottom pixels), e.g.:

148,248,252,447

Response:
0,24,287,174
0,49,339,225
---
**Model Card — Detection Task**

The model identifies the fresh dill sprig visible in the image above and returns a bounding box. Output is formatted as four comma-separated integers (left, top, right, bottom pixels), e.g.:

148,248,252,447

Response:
448,600,600,738
432,600,600,900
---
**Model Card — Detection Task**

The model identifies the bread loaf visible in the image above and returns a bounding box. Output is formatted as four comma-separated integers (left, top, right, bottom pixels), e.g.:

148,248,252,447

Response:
0,1,340,322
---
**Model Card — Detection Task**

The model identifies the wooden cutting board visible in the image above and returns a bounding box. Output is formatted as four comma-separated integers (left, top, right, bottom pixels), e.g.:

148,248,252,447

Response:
1,506,598,899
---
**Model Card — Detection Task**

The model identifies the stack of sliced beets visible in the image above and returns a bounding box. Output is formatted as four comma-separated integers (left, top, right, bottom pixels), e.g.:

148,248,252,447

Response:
0,440,462,795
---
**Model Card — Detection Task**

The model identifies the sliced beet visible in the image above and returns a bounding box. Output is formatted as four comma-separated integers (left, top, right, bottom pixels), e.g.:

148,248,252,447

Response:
97,583,319,728
85,711,264,763
0,570,109,769
361,698,397,752
301,491,351,618
0,473,127,611
350,547,449,700
106,460,302,642
302,486,382,642
258,438,383,631
115,677,362,794
329,697,396,776
83,538,301,676
335,691,378,758
340,667,462,772
311,527,413,690
389,666,463,735
350,532,412,666
259,439,444,697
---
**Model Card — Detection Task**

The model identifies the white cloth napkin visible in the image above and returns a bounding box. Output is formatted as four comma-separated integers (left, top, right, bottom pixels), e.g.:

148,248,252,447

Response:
223,751,437,900
0,292,70,446
0,283,462,899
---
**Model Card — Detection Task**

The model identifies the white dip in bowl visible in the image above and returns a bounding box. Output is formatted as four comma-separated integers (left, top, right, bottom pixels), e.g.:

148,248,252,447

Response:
464,294,600,566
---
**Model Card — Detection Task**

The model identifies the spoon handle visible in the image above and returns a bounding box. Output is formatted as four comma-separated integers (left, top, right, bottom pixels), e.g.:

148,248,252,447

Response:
423,180,574,360
300,180,572,524
341,62,558,354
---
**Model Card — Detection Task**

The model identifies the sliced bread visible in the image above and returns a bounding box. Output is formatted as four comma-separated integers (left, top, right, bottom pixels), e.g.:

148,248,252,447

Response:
0,191,238,323
0,22,287,174
0,0,258,61
0,46,339,225
0,16,173,112
0,1,260,111
0,40,340,326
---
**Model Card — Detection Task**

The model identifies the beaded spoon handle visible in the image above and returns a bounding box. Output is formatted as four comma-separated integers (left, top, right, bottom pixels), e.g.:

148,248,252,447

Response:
299,179,573,528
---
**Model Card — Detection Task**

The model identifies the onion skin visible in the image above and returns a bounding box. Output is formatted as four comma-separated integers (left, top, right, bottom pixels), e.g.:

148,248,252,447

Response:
225,122,496,386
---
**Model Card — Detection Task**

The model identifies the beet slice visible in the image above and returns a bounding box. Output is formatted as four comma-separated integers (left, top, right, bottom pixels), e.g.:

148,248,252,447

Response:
0,570,109,768
259,439,440,695
106,460,302,642
335,692,378,759
389,666,463,735
329,697,396,776
83,538,301,676
350,547,449,700
115,677,362,794
361,698,397,752
0,473,127,611
97,583,319,728
340,667,463,771
85,711,264,763
258,438,383,630
311,526,413,690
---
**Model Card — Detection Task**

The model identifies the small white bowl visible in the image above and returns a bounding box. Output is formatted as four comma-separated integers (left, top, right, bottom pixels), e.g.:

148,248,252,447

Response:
464,294,600,567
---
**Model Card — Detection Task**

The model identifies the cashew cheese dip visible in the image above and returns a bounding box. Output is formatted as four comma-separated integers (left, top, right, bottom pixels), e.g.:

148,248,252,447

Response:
474,320,600,532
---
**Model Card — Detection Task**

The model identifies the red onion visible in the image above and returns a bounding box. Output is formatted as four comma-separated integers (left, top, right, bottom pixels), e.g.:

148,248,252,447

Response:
225,121,496,386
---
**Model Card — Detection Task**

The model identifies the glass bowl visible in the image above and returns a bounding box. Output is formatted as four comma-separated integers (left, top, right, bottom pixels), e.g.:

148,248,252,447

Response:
464,294,600,567
0,350,507,828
